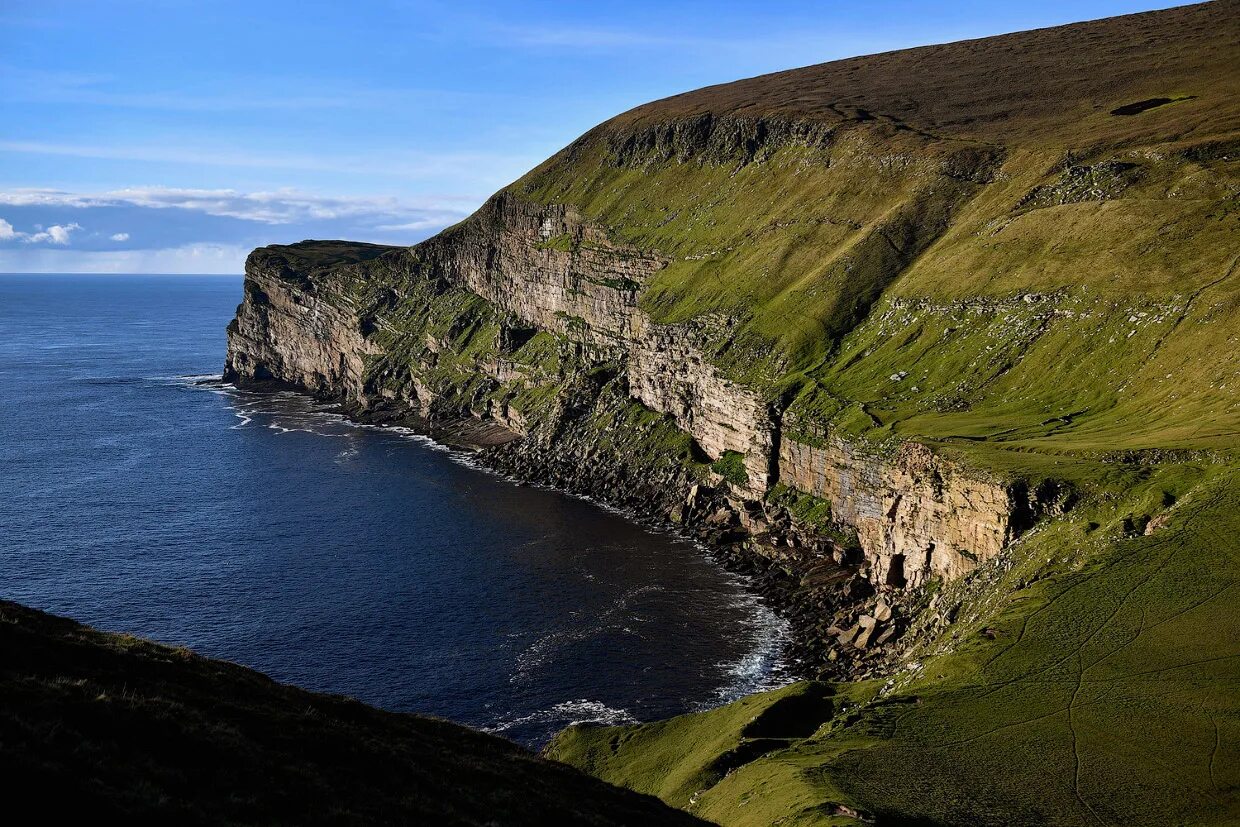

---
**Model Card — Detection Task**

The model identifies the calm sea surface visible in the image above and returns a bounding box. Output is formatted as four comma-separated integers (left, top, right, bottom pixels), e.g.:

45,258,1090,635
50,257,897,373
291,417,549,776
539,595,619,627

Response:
0,274,787,745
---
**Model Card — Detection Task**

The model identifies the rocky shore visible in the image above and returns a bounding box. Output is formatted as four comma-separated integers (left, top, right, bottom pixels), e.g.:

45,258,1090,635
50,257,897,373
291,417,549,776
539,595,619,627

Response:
221,216,1065,687
225,376,917,683
481,433,920,681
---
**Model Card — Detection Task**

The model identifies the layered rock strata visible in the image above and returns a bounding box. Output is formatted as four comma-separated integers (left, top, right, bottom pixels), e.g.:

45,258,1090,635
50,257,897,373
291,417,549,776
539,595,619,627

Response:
779,438,1019,588
225,198,1038,595
226,245,383,401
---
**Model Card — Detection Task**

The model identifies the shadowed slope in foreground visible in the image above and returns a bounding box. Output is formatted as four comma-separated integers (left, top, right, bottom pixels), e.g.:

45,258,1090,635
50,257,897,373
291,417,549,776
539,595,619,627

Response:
0,601,709,826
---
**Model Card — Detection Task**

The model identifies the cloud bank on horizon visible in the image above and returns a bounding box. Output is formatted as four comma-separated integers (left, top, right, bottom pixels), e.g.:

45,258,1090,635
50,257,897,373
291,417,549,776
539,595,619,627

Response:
0,187,473,273
0,0,1176,274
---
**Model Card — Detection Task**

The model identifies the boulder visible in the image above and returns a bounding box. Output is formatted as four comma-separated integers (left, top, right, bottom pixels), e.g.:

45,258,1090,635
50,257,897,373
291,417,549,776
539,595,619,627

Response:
854,616,879,649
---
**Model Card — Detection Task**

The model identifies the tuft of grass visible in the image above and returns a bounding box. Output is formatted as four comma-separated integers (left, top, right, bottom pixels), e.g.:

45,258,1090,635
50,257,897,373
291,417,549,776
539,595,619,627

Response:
535,234,578,253
712,450,750,487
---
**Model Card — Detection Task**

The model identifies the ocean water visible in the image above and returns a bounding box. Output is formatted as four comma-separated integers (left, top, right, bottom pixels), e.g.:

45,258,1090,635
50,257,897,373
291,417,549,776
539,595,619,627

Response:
0,274,788,745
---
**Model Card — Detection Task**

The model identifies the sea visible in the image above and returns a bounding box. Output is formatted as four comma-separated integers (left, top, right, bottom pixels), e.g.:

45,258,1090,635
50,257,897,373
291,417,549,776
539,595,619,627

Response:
0,273,789,746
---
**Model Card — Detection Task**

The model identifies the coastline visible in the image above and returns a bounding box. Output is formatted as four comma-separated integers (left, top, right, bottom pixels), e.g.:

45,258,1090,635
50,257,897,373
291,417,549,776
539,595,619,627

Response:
197,376,798,714
205,376,885,685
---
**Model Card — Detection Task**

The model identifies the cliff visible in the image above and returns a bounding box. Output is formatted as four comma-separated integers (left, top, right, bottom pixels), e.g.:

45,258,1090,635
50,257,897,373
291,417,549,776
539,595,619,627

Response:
224,3,1240,825
0,600,706,826
227,1,1238,606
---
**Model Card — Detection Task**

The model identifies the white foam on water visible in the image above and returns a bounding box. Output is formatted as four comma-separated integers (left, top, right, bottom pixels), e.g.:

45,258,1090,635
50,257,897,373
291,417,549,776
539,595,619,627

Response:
482,699,638,735
448,452,487,472
701,568,794,707
381,426,452,452
448,437,795,703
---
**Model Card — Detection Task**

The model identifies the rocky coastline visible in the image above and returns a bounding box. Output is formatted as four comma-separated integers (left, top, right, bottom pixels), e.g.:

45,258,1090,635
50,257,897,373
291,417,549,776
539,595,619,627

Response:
124,3,1240,822
222,204,1058,684
476,427,903,682
223,373,923,683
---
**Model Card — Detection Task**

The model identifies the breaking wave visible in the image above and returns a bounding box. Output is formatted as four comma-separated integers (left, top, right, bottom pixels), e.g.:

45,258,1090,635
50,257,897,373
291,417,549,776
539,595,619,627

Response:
483,699,638,735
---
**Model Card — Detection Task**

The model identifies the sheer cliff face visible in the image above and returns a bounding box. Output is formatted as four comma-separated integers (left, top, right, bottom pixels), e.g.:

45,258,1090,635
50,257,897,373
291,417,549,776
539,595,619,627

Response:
227,252,381,401
413,194,779,490
223,184,1043,590
419,193,656,349
779,439,1020,587
226,0,1238,592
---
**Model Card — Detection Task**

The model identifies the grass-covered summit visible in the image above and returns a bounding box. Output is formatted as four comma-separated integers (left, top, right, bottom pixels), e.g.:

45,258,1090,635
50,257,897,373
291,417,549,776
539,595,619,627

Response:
513,0,1238,472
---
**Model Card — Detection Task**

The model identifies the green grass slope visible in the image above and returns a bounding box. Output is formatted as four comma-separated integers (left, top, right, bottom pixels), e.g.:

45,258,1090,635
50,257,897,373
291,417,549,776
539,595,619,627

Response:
535,4,1240,825
511,1,1239,473
548,463,1240,826
221,5,1239,825
0,601,709,826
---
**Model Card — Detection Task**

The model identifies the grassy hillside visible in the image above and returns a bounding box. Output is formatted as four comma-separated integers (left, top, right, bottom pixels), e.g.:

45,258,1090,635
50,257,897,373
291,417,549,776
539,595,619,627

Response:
533,4,1240,825
0,601,707,826
549,462,1240,826
512,0,1239,477
215,5,1239,825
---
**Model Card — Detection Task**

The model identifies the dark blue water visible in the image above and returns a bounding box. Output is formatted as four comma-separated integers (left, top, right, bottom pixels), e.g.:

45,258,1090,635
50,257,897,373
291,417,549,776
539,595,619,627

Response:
0,274,787,745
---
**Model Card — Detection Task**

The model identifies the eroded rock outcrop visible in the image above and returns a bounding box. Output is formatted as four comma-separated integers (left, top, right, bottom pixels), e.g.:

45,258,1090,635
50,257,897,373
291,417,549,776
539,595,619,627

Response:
629,318,776,493
226,243,387,401
431,194,782,494
779,438,1020,588
419,193,660,351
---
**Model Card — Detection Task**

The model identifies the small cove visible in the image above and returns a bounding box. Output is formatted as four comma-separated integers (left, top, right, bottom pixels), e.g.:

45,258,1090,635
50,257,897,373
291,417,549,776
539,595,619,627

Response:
0,274,790,745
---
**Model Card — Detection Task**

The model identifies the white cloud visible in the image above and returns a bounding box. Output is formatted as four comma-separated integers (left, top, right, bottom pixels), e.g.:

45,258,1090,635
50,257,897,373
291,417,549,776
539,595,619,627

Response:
0,140,537,189
29,223,81,244
0,186,478,272
374,217,464,232
0,242,251,274
0,186,474,226
0,217,81,245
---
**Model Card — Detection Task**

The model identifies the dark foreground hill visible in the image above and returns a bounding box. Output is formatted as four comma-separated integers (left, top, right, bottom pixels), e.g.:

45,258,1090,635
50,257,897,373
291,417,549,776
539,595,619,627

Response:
0,600,707,826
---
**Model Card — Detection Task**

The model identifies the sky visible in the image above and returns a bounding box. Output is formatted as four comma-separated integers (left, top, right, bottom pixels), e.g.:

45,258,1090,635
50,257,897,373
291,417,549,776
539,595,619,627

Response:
0,0,1188,274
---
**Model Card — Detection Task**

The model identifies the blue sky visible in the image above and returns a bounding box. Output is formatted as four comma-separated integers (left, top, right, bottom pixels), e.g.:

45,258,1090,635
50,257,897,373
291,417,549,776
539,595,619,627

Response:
1,0,1185,273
